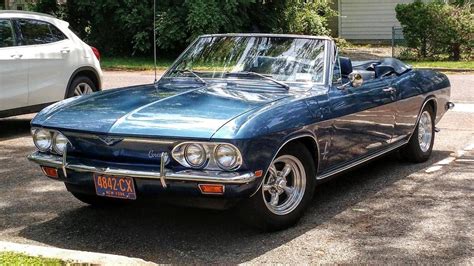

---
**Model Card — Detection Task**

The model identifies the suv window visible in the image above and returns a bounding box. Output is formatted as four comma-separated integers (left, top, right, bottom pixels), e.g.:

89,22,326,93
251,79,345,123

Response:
0,19,15,48
17,19,67,45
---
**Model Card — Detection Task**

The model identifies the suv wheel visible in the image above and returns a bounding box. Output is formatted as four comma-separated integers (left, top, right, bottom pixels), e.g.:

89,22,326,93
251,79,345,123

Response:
66,76,97,98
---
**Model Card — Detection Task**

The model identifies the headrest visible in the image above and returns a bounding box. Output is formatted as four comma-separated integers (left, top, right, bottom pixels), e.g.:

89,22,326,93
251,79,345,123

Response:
340,57,353,76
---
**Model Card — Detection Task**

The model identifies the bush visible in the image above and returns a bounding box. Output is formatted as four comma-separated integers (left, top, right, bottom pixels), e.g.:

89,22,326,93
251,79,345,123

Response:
396,0,473,61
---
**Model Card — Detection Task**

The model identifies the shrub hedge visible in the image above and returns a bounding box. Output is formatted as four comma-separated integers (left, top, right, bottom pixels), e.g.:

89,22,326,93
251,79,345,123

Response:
396,0,473,61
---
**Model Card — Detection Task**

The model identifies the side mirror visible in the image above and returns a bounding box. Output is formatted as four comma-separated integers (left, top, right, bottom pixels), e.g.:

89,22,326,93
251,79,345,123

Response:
349,73,363,88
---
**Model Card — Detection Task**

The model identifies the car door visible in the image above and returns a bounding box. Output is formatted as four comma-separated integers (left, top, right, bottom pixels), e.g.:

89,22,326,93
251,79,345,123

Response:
322,59,396,168
15,18,72,106
0,18,28,111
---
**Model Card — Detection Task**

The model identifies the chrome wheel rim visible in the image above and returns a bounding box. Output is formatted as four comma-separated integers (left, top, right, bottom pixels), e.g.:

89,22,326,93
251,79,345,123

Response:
262,155,306,216
74,83,93,96
418,111,433,153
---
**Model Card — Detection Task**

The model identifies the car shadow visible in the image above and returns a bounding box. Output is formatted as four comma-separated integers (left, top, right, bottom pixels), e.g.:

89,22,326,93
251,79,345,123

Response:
0,116,33,141
16,150,456,264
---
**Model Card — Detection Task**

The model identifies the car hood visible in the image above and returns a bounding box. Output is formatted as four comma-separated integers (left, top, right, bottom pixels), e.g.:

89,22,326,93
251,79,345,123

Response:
32,83,291,139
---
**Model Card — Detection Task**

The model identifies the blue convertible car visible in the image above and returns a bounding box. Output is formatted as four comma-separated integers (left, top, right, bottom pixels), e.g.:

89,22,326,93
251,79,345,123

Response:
28,34,453,230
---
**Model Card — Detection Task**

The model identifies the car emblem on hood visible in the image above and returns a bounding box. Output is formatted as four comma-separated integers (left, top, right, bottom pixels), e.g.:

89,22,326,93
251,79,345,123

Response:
98,136,124,146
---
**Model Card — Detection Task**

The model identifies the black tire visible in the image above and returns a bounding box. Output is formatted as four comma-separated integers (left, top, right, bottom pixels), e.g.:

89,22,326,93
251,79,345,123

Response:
66,184,128,208
400,104,435,163
66,76,97,98
238,142,316,231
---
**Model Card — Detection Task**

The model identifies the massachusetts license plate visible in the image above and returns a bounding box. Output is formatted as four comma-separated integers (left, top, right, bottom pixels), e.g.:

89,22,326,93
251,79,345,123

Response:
93,174,136,200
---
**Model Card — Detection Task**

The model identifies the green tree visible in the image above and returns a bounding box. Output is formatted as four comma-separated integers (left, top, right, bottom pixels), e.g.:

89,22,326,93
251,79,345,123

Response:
31,0,337,57
396,0,473,60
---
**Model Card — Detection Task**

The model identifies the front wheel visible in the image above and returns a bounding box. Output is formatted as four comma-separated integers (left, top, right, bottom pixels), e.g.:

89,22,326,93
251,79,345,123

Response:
238,142,316,231
401,105,435,163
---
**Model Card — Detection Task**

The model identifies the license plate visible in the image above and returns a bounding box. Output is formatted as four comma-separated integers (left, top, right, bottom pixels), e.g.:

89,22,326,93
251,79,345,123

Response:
93,174,136,200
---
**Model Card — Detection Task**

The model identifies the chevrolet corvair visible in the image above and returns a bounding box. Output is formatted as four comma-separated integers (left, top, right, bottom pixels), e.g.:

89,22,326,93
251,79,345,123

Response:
28,34,453,231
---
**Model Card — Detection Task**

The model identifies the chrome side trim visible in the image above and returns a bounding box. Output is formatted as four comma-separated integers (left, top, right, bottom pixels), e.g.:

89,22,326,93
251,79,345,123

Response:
27,152,256,184
316,140,408,180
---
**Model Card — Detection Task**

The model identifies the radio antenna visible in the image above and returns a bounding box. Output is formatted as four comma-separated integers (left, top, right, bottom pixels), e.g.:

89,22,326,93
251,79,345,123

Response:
153,0,157,84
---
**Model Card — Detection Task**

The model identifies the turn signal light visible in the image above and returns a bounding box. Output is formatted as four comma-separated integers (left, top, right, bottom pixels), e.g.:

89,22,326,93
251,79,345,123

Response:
254,170,263,178
198,184,225,195
41,166,58,178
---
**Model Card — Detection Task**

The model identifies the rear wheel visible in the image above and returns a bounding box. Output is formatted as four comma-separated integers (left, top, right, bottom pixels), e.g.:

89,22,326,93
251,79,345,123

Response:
66,76,97,98
238,142,316,231
401,105,435,163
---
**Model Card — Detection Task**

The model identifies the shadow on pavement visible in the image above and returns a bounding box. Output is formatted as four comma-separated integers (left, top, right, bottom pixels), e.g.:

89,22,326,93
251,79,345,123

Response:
13,150,462,264
0,117,32,141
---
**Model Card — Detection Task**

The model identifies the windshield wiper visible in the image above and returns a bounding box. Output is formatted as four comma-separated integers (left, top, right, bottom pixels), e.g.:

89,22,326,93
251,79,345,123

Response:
171,69,207,85
225,71,289,90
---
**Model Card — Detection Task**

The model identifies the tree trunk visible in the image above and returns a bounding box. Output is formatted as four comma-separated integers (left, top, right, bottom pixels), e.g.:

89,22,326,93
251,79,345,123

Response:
451,43,461,61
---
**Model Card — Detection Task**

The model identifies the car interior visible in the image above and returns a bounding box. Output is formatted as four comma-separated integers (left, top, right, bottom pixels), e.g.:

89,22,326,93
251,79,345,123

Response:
340,57,412,82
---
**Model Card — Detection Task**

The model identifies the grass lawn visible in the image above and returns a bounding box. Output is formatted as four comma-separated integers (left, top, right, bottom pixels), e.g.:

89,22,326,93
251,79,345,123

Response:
0,252,66,265
101,57,173,71
407,60,473,70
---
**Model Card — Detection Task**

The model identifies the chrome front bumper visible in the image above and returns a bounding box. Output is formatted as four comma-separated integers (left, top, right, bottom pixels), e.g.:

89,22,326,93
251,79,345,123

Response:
27,152,257,185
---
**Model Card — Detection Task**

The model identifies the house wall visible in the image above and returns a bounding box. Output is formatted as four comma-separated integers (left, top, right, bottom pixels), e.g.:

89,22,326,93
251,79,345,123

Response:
338,0,413,40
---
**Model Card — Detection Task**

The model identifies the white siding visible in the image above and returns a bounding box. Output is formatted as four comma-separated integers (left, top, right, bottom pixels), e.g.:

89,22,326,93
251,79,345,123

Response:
339,0,413,40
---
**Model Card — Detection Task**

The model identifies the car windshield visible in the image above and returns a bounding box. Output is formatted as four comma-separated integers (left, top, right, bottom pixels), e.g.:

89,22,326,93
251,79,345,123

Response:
164,35,327,86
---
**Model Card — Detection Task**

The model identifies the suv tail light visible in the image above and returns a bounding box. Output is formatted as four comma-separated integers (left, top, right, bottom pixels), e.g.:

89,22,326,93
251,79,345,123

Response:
91,46,100,61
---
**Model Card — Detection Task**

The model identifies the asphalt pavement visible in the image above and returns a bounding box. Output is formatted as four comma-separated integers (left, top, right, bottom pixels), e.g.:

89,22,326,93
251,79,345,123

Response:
0,72,472,264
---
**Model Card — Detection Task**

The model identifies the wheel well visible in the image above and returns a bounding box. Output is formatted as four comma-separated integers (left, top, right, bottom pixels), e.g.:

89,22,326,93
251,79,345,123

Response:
425,98,437,118
71,69,101,90
281,136,319,173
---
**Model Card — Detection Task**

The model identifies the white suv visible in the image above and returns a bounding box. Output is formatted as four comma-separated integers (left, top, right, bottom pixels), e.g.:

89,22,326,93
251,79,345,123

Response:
0,11,103,118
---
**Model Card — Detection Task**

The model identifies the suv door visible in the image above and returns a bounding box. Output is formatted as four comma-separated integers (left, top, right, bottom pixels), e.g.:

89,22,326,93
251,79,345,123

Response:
0,19,28,111
16,19,74,106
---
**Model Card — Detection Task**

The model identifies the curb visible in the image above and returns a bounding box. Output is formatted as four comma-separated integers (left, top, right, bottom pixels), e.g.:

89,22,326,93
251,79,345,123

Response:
0,241,157,265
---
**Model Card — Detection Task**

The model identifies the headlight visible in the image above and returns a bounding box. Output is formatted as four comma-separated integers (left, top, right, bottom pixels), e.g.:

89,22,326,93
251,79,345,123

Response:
184,144,207,168
172,142,242,170
52,132,69,155
215,144,240,170
33,129,52,152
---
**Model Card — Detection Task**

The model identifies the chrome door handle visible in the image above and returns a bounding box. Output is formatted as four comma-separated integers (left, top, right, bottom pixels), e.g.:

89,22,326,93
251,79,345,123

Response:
60,48,71,54
10,54,23,59
383,87,396,94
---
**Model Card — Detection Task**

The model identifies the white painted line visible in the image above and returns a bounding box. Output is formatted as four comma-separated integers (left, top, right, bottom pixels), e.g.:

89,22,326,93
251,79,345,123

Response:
465,143,474,151
426,165,443,173
0,241,156,265
452,103,474,113
436,157,456,165
456,159,474,163
425,144,473,173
